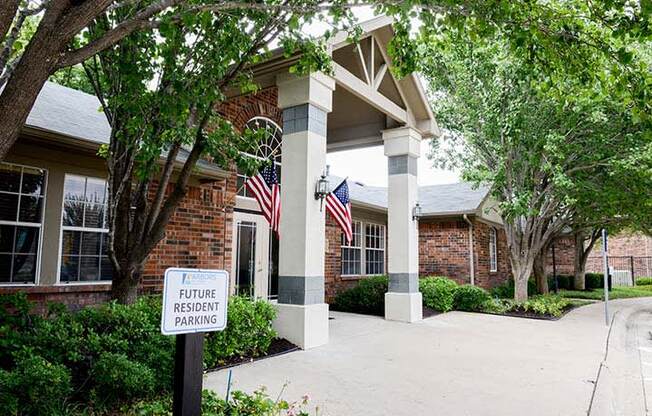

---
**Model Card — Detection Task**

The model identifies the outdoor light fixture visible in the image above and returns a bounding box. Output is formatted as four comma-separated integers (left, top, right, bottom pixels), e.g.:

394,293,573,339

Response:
315,172,330,211
412,202,422,221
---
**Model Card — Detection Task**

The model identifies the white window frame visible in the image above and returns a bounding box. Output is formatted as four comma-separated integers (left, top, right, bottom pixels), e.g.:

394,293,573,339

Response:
340,220,362,277
364,223,386,276
340,220,386,277
56,174,111,285
489,227,498,272
0,162,47,286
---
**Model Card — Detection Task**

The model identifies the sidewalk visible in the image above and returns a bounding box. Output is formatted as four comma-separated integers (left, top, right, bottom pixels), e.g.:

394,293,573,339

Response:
205,298,652,416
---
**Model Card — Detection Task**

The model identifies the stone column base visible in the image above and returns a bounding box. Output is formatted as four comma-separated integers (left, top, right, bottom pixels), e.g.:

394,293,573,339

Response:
273,303,329,349
384,292,422,323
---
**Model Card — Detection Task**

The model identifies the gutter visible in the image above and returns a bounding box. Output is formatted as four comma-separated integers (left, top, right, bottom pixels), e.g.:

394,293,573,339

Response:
463,214,475,286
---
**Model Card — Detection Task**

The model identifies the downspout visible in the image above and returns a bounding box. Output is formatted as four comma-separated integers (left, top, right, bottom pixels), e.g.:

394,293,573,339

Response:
463,214,475,286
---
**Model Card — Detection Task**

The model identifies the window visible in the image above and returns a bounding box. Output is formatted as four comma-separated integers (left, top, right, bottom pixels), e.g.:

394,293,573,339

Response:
340,221,362,276
365,223,385,275
0,163,46,284
237,117,282,197
340,221,385,276
59,175,112,283
489,227,498,272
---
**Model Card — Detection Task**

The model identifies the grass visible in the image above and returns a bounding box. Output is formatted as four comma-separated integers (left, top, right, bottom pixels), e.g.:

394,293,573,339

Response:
559,285,652,300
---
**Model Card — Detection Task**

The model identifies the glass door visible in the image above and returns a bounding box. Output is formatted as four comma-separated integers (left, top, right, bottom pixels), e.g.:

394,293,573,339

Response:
268,230,279,300
235,221,256,297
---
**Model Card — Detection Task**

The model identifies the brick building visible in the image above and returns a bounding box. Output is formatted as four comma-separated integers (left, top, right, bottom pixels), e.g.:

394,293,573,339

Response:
1,17,516,347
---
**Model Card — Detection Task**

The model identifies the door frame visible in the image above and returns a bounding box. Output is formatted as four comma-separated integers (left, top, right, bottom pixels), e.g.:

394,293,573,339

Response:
231,210,270,299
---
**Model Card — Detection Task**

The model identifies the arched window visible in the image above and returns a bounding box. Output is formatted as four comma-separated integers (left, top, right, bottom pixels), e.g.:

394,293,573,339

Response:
245,117,283,164
489,227,498,272
237,117,283,198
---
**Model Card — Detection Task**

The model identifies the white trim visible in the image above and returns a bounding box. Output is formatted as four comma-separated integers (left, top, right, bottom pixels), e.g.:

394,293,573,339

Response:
0,161,48,286
332,62,407,124
56,173,111,284
340,220,386,277
489,227,498,273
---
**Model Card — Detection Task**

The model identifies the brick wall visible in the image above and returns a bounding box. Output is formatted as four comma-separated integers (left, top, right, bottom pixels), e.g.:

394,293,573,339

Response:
324,214,359,302
418,219,470,285
140,177,237,293
472,220,511,288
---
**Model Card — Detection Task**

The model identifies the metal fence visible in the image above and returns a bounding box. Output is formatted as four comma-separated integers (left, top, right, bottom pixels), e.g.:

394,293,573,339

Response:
585,256,652,286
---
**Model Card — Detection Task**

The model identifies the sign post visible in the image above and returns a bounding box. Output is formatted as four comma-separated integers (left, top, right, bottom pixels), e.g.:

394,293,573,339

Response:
601,229,609,326
161,268,229,416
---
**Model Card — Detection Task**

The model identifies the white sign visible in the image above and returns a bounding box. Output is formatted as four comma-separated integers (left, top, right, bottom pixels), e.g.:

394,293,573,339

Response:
161,268,229,335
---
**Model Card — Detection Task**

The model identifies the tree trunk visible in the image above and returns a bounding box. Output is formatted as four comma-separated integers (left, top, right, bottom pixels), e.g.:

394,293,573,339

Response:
111,266,142,304
511,257,533,302
573,231,586,290
533,248,549,294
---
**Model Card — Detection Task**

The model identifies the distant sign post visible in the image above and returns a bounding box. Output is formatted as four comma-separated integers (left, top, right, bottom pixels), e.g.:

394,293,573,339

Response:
161,268,229,416
601,229,609,326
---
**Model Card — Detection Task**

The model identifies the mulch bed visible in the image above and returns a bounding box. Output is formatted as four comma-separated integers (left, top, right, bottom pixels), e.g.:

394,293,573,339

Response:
206,338,299,372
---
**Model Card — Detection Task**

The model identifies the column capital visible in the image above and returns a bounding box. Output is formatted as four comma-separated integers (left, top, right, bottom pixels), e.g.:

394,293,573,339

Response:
276,72,335,113
382,126,422,158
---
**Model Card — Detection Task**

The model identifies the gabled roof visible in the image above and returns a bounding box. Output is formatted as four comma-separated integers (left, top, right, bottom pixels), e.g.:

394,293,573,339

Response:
21,82,228,179
327,176,491,217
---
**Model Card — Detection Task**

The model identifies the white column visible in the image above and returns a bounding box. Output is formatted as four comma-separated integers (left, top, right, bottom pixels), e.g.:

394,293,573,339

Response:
383,127,423,322
273,72,334,349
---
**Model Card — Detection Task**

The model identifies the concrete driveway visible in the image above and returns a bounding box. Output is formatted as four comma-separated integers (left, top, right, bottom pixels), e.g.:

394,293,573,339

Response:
204,298,652,416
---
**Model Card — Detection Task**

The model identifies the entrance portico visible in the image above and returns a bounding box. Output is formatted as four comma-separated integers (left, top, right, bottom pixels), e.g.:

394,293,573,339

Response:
230,16,438,349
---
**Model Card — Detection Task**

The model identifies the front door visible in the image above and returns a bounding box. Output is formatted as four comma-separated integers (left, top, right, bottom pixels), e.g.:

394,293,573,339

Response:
232,211,278,299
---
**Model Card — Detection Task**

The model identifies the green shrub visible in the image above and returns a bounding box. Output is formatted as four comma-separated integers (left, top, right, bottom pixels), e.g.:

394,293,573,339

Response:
1,354,72,416
419,277,458,312
126,389,316,416
636,277,652,286
548,275,573,290
331,275,388,316
454,285,491,311
585,273,604,289
0,293,280,413
490,279,537,298
510,295,570,317
204,296,277,368
91,352,155,405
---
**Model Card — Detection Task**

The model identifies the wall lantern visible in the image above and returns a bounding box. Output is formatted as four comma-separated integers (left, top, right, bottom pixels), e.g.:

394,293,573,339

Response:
412,202,422,221
315,173,330,211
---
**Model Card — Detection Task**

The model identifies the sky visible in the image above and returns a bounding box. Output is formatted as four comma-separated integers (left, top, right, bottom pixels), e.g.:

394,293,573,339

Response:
326,141,460,187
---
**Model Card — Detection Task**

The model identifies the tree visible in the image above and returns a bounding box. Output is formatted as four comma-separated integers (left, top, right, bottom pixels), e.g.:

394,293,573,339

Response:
78,2,358,303
422,31,651,301
2,0,650,160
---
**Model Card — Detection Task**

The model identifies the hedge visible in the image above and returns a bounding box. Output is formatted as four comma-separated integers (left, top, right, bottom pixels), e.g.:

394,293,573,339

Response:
0,294,277,415
331,275,388,316
420,277,458,312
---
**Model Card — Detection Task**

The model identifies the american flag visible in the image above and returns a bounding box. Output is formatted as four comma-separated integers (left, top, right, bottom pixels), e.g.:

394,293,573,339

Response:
326,179,353,244
245,164,281,236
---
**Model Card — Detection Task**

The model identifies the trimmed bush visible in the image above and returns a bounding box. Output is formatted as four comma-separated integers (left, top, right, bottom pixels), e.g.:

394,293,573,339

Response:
0,293,280,413
454,285,491,311
91,352,155,405
636,277,652,286
204,296,277,368
0,354,72,416
331,275,388,316
419,277,458,312
585,273,604,289
548,274,573,290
